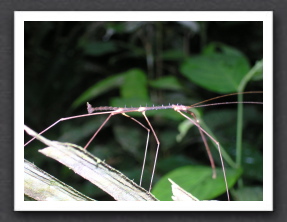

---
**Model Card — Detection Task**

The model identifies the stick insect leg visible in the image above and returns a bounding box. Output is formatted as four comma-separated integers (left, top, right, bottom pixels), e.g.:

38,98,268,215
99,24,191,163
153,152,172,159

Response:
24,119,63,146
185,110,216,179
24,110,118,147
84,113,113,149
24,115,90,146
80,103,152,186
121,113,150,187
141,111,160,192
83,109,151,186
176,109,230,201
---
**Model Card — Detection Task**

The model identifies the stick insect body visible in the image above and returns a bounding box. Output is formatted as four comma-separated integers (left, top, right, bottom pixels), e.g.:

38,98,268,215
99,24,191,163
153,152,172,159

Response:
24,91,263,201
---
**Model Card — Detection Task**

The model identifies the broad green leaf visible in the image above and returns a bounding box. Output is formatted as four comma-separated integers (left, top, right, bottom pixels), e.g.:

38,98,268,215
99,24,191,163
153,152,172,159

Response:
152,165,242,201
120,69,148,100
149,76,184,91
231,186,263,201
202,43,217,55
180,44,250,93
71,73,125,109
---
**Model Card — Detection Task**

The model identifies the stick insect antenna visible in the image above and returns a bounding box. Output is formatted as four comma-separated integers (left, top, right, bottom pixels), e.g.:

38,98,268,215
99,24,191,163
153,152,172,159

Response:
191,101,263,109
187,91,263,109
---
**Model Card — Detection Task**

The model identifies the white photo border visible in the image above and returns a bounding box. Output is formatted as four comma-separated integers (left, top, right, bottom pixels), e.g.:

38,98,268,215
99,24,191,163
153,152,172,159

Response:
16,11,273,211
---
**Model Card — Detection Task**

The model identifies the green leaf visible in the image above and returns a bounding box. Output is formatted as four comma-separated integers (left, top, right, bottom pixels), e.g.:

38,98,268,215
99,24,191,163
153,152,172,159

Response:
149,76,184,91
231,186,263,201
71,73,125,109
180,44,250,93
250,60,263,81
120,69,148,100
152,165,242,201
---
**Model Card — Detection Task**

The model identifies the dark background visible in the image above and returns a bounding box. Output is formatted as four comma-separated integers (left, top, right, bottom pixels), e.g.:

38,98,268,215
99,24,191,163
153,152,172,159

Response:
0,0,284,221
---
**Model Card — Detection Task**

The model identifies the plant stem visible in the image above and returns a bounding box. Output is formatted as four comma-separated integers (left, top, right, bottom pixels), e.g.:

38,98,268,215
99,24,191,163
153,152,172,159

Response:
236,93,244,169
235,60,262,188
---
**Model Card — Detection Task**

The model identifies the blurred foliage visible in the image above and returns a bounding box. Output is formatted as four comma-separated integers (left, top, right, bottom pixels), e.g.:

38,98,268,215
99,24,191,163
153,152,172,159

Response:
24,21,263,201
152,166,242,201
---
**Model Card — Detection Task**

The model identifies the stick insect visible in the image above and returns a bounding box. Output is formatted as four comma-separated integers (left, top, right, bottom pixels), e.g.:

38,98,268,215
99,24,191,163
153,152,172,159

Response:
24,91,263,201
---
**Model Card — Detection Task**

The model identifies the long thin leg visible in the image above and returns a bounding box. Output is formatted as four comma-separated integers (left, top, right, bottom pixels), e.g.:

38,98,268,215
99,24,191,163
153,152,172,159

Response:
84,110,151,186
121,113,150,187
198,128,217,179
176,110,230,201
142,111,160,192
84,113,113,149
186,110,216,179
24,111,115,147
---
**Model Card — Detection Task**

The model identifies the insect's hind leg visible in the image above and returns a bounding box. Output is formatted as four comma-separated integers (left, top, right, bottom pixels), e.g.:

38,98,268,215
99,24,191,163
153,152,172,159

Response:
184,110,216,179
175,108,230,201
121,113,151,187
141,111,160,192
84,113,114,149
